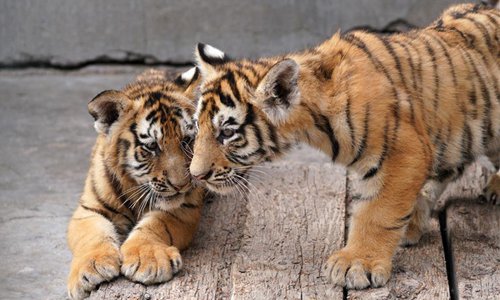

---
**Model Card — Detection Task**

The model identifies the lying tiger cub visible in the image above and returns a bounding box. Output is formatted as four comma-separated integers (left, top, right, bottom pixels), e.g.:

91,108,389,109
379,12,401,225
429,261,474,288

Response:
189,3,499,290
67,68,203,299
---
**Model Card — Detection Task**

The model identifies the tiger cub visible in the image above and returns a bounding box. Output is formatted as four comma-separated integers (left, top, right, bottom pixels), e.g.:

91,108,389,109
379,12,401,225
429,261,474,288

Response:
188,3,499,290
67,67,203,299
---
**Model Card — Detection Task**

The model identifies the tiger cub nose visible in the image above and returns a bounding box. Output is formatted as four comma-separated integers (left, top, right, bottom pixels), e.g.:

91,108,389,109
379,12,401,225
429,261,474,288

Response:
192,170,213,181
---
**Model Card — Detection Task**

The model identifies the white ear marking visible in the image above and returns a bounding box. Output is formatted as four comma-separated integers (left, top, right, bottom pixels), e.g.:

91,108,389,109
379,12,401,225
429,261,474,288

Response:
181,67,197,82
203,44,225,59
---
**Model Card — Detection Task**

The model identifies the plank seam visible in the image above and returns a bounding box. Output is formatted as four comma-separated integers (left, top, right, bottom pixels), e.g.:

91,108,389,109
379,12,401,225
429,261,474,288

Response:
439,209,458,300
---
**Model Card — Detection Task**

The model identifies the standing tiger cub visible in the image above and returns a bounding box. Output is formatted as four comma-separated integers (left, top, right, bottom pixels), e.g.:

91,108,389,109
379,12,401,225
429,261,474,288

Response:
189,3,499,290
67,68,204,299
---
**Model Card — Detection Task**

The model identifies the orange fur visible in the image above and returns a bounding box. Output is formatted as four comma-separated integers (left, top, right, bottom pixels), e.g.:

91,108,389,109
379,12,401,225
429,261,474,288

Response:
191,3,499,289
67,68,205,299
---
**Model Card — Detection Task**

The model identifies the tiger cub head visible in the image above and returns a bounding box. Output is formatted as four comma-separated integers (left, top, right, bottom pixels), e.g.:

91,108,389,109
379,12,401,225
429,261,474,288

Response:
89,67,200,210
190,43,302,194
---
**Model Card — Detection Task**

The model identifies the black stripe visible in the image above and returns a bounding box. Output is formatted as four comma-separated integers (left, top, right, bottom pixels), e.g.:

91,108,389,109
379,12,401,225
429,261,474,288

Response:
219,93,235,108
233,70,252,86
349,104,370,166
252,123,264,149
90,176,120,215
201,89,218,97
462,50,493,140
80,204,113,223
446,23,490,65
400,40,420,93
303,103,340,161
363,120,390,180
407,40,424,101
483,11,499,27
461,124,473,163
446,25,474,47
426,33,458,87
102,165,135,223
265,119,280,155
166,211,185,224
344,33,401,143
226,154,252,166
145,110,157,121
244,103,255,125
145,92,162,108
423,38,440,111
117,138,131,177
400,212,413,222
345,95,355,150
393,40,417,123
375,35,406,89
242,64,259,80
383,224,407,231
231,148,267,161
463,16,494,50
225,71,242,102
181,203,199,209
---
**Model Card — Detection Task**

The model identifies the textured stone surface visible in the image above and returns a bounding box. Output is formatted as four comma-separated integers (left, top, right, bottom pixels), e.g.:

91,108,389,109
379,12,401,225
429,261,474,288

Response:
0,0,461,66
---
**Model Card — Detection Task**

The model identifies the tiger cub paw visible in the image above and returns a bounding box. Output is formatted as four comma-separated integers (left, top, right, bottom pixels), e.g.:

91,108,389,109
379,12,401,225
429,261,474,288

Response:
325,248,392,289
480,173,500,205
121,240,182,285
67,244,121,300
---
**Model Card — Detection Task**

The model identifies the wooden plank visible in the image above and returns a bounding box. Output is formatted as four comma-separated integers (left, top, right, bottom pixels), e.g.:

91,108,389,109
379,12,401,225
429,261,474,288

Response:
347,218,450,300
89,192,248,299
230,163,346,299
90,149,345,299
445,162,500,300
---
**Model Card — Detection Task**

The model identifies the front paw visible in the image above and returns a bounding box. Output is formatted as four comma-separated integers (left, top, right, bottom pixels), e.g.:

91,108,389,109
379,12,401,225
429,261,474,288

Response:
67,244,121,300
121,240,182,284
324,248,392,289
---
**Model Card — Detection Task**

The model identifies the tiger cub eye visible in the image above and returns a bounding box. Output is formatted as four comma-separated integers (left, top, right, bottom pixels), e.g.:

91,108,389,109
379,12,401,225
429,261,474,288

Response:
221,128,235,138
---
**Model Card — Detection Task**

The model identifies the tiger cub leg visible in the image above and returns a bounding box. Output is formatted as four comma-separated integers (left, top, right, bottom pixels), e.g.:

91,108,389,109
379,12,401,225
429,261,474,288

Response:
326,141,429,289
401,180,447,246
67,207,121,300
120,205,202,284
482,150,500,205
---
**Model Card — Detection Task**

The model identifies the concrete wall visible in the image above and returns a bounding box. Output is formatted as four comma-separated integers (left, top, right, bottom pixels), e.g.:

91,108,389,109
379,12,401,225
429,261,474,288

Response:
0,0,462,67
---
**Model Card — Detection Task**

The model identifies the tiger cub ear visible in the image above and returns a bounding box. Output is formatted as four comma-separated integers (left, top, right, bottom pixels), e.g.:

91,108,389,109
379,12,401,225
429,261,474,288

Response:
195,43,230,78
174,67,201,99
88,90,131,135
255,59,300,125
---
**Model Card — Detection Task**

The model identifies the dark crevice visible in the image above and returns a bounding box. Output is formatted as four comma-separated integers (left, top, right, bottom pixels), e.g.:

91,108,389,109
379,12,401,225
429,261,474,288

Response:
0,52,192,70
1,19,418,71
342,173,350,300
438,209,458,300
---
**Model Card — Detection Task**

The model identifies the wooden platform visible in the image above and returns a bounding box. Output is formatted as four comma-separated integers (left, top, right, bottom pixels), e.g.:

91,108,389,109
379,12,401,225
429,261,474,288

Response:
89,153,499,300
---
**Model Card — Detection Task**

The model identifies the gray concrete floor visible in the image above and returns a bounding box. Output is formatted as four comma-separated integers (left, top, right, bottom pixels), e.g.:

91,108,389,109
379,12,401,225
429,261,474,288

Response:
0,66,329,300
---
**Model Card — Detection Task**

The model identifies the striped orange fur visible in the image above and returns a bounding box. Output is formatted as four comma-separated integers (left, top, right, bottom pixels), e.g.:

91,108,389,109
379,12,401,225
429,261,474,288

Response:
67,68,204,299
190,3,499,289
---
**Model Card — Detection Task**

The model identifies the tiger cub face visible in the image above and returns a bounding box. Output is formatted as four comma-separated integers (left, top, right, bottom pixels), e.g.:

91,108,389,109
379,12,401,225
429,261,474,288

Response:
90,67,200,209
190,44,301,194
